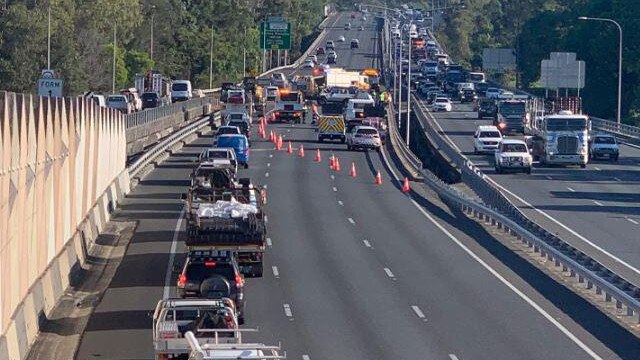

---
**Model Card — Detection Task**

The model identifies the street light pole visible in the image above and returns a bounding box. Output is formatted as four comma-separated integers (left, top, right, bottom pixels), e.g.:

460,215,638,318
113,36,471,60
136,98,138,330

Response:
150,6,156,64
579,16,623,124
397,27,402,127
112,23,116,93
47,3,51,70
406,26,411,146
209,24,214,89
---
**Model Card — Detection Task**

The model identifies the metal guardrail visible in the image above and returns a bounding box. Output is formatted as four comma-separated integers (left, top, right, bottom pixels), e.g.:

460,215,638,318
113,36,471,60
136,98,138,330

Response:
123,94,220,129
591,117,640,140
386,102,423,174
128,111,219,179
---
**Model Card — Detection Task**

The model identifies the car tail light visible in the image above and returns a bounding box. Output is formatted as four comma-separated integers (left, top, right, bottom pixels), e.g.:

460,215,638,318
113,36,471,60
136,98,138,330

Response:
204,261,217,267
275,111,280,116
357,112,365,118
177,274,187,288
235,274,244,288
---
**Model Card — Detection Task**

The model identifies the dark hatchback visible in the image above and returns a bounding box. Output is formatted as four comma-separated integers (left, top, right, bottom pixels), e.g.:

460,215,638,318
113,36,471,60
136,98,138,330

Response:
141,92,161,109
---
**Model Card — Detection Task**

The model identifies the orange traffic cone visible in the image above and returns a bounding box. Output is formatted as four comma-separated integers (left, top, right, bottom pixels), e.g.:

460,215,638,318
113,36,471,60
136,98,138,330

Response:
402,177,411,193
270,130,275,143
349,162,357,177
334,157,341,172
314,148,322,162
374,171,383,185
329,154,335,169
287,141,293,153
298,144,305,157
277,135,283,151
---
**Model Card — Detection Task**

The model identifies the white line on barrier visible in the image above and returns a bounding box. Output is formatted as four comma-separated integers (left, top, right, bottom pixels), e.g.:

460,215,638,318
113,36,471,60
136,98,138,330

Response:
593,201,604,207
411,305,426,319
567,187,575,192
594,167,601,171
546,175,553,180
163,206,186,299
379,136,603,359
626,217,639,225
614,177,622,182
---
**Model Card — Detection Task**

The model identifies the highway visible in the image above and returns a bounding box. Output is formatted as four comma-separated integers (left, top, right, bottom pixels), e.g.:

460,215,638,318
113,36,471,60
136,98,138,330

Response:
72,12,636,360
419,99,640,285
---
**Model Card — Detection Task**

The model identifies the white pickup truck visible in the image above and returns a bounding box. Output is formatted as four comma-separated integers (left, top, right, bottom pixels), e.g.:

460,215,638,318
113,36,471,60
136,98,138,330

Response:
185,329,285,360
152,298,238,360
318,87,357,105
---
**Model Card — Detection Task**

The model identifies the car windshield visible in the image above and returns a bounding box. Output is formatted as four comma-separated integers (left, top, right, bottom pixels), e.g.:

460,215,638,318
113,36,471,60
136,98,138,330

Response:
229,114,244,120
500,104,525,115
479,131,501,138
594,136,615,144
142,93,157,99
502,143,527,152
546,118,588,131
357,128,378,135
280,93,299,102
435,98,448,103
108,96,124,102
228,121,248,129
172,83,188,91
204,150,230,158
218,127,239,134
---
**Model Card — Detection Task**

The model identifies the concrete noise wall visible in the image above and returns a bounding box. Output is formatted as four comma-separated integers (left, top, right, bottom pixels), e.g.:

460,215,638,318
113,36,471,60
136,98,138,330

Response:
0,92,127,359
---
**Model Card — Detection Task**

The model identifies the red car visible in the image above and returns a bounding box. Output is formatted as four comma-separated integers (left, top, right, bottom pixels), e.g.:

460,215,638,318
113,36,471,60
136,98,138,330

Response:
316,47,325,55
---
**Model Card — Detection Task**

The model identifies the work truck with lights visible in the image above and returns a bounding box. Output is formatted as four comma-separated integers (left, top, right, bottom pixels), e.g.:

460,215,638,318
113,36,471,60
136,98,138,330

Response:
273,89,305,123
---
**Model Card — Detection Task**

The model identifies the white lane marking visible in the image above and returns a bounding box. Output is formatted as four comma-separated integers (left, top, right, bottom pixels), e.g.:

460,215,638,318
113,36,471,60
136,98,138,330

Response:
347,217,356,225
283,304,293,318
264,215,269,223
449,355,460,360
163,206,186,299
546,175,553,180
338,200,344,206
332,186,338,192
265,172,270,178
593,200,604,207
383,267,395,279
411,305,426,319
594,167,601,171
614,177,622,182
263,184,268,189
272,266,280,278
567,187,575,192
626,217,639,225
267,162,271,168
379,140,604,360
302,356,311,360
363,239,372,248
269,154,273,158
266,237,273,247
330,175,335,180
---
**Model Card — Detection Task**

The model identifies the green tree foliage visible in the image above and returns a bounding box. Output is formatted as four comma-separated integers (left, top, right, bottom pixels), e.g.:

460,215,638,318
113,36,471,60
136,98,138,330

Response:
0,0,327,94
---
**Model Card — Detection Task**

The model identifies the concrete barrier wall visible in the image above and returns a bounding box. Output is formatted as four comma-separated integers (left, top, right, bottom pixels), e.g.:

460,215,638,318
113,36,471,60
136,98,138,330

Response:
0,92,127,359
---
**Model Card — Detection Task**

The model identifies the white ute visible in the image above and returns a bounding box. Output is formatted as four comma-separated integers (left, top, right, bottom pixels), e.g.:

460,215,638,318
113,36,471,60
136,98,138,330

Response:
473,125,502,154
185,329,285,360
494,139,532,174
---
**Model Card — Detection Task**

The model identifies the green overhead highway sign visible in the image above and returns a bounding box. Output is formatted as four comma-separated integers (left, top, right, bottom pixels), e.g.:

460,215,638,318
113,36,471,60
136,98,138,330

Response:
260,19,291,50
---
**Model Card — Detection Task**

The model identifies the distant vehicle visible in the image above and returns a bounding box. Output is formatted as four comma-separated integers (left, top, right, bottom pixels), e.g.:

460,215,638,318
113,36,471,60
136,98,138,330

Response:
346,125,382,151
307,55,318,64
485,87,502,99
303,60,315,68
327,51,337,64
350,39,360,49
106,94,133,114
533,112,589,167
265,86,279,102
326,40,335,50
494,139,532,174
242,76,256,93
589,133,619,161
120,88,142,111
495,99,528,134
215,125,242,137
316,47,326,55
359,25,365,31
468,72,486,83
224,113,251,135
177,252,246,324
317,115,346,143
318,87,356,105
460,88,477,103
171,80,193,102
338,35,346,42
344,23,351,30
274,90,305,123
192,89,205,98
431,97,452,112
477,98,497,119
216,134,250,168
85,92,106,108
475,82,489,97
473,125,502,154
271,72,288,88
343,96,374,121
141,92,161,109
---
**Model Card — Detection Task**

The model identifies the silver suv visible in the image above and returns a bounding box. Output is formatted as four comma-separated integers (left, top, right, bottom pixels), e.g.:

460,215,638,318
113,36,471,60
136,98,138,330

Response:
346,126,382,151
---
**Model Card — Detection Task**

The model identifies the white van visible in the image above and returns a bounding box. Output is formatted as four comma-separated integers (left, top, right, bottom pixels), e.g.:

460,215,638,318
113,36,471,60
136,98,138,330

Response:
343,96,375,121
171,80,193,102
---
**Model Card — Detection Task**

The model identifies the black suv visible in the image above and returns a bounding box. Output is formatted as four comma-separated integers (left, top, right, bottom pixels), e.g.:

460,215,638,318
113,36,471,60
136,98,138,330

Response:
177,251,246,324
141,92,161,109
477,98,497,119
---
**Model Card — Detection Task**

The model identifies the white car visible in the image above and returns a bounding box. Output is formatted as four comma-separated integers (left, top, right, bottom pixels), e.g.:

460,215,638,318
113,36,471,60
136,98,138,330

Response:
346,126,382,151
494,139,532,174
589,133,619,161
106,95,133,114
303,60,315,68
485,87,502,98
338,35,346,42
431,97,452,112
473,125,502,154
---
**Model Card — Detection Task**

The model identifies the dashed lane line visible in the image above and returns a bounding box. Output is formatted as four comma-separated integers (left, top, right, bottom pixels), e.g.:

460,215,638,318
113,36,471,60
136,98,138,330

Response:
411,305,426,320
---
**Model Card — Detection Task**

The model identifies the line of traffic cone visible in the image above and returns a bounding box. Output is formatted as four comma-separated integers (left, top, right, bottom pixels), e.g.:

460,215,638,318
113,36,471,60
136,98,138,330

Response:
287,141,293,154
401,177,411,193
329,154,335,169
314,148,322,162
334,157,341,171
298,144,305,157
276,135,283,151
